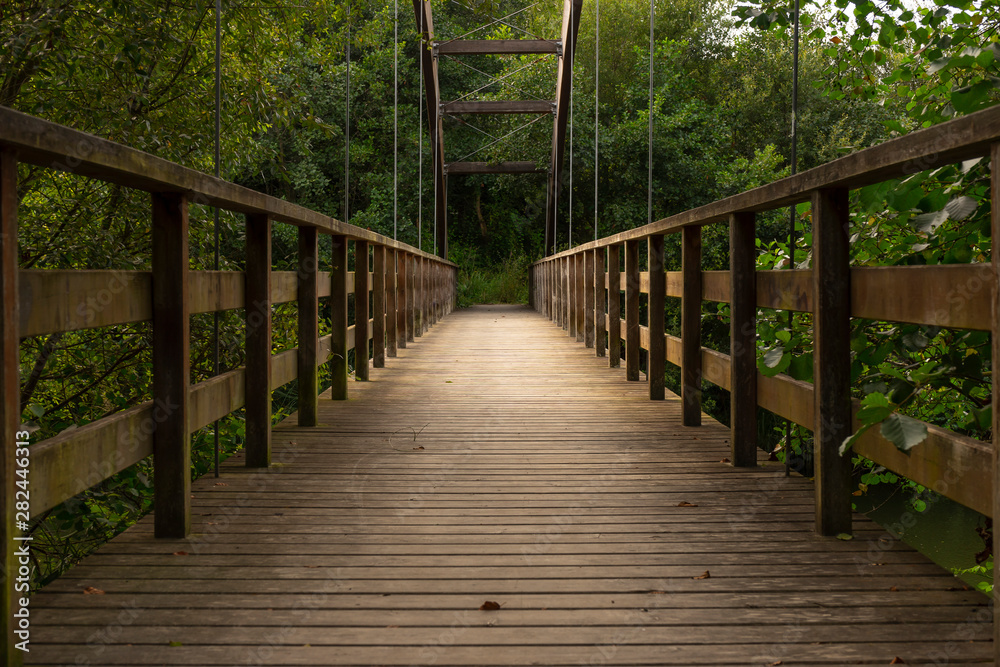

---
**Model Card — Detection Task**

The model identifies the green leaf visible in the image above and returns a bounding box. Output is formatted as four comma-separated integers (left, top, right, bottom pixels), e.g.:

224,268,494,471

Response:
788,353,813,382
880,413,929,453
835,533,854,540
763,346,785,368
944,195,977,221
952,81,993,113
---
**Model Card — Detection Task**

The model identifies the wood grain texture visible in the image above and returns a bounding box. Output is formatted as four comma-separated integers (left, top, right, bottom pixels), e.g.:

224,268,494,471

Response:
398,251,408,349
729,213,756,467
681,226,702,426
812,189,853,536
594,249,606,357
355,241,370,380
151,193,191,537
330,236,349,400
607,245,620,367
373,245,386,369
584,250,595,348
26,305,989,666
648,236,665,400
298,227,319,426
244,214,272,469
387,249,398,358
625,241,640,381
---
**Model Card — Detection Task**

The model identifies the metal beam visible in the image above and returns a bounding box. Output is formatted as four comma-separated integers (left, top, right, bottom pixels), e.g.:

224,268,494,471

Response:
442,100,554,115
414,0,447,259
545,0,583,255
446,161,544,174
436,39,560,55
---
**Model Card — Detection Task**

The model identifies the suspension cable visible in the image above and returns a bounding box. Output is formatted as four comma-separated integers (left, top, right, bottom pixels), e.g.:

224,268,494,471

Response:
594,0,599,242
212,0,221,478
647,0,653,226
568,0,574,250
419,4,424,250
345,2,351,223
394,0,398,240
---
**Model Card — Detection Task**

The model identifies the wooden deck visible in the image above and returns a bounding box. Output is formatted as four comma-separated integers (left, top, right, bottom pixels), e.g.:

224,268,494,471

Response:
28,305,991,665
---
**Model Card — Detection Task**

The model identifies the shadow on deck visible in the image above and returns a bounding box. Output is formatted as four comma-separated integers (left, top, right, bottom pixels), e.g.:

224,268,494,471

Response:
28,305,991,665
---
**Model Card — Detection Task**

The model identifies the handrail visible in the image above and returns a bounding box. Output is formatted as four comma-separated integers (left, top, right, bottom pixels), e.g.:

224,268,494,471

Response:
0,107,457,664
530,103,1000,536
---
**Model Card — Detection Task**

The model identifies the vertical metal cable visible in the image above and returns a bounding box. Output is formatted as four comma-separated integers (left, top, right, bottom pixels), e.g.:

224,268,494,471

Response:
212,0,221,478
393,0,398,240
786,0,800,477
419,5,423,250
647,0,653,226
345,4,351,223
594,0,599,242
568,0,574,251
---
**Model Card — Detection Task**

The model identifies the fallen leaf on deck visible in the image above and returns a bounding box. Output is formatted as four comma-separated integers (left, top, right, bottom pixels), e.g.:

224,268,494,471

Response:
172,551,188,556
169,641,183,647
413,446,424,450
890,658,906,664
889,586,899,592
720,457,730,463
693,571,711,579
836,533,853,541
83,586,105,595
214,482,228,486
676,501,698,507
479,600,502,610
770,661,782,666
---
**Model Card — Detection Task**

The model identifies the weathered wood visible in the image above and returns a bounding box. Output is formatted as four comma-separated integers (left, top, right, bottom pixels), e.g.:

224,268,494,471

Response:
244,213,272,469
406,253,415,342
0,108,453,266
701,271,728,303
330,236,349,400
575,253,585,342
729,213,757,467
648,236,665,400
297,227,319,427
355,241,370,380
681,226,702,425
436,38,560,54
584,250,595,348
757,269,812,312
625,240,640,381
373,245,386,368
568,256,578,339
812,188,853,537
0,148,21,667
398,252,408,349
386,249,398,358
594,248,606,357
442,101,553,115
151,192,191,537
607,245,620,367
992,140,1000,665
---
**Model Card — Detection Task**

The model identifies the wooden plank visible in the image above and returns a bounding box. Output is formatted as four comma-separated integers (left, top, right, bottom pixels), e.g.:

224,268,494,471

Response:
701,347,731,391
648,236,665,400
535,104,1000,257
624,240,640,381
729,212,757,467
406,253,415,342
436,39,560,54
594,248,606,357
757,269,812,312
414,255,423,338
681,226,702,425
0,108,452,266
151,192,191,538
329,236,349,400
702,270,729,303
584,250,595,348
575,253,585,342
442,101,553,115
297,227,319,426
386,249,398,358
667,334,682,367
355,241,370,380
607,245,620,367
398,252,408,349
568,256,578,339
812,188,852,536
244,213,272,469
270,270,297,304
18,270,151,337
0,148,21,667
373,245,386,368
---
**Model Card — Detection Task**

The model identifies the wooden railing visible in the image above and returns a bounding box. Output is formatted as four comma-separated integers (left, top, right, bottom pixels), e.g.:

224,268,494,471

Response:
0,107,456,661
530,104,1000,539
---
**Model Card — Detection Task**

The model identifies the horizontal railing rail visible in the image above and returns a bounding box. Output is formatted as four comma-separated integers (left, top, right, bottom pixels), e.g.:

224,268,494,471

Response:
0,106,456,663
530,103,1000,533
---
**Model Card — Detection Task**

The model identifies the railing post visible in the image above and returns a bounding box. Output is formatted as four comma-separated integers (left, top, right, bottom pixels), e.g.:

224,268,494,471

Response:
576,253,585,342
1,148,22,667
812,188,853,536
387,249,398,358
152,192,192,535
584,250,595,348
991,141,1000,663
681,225,702,425
568,255,578,339
406,254,415,342
595,248,606,357
355,240,370,380
399,251,409,348
244,213,272,468
562,257,569,330
373,245,386,368
608,244,621,367
297,226,319,426
624,240,640,381
730,212,757,466
649,235,665,400
330,235,349,399
414,255,423,338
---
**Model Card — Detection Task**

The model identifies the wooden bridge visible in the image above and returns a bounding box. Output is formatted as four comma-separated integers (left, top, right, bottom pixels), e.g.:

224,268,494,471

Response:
3,83,1000,667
